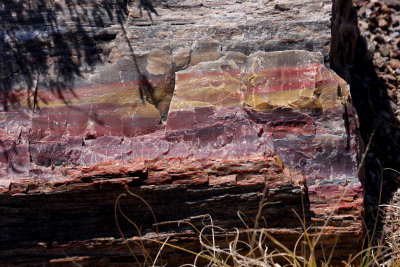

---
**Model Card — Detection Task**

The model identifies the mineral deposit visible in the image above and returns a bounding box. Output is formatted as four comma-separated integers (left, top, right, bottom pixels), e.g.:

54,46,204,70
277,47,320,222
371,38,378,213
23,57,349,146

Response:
0,0,363,265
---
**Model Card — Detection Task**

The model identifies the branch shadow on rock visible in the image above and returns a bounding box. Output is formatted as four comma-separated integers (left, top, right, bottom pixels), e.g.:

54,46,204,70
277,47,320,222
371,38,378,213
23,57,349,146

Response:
0,0,159,115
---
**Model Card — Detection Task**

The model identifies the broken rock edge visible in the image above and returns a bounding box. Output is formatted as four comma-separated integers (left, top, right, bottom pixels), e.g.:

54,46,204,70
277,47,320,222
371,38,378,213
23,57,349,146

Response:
3,50,362,209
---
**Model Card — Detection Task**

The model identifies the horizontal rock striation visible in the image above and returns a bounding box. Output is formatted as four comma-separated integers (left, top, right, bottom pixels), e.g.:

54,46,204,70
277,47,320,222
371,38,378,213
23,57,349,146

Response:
0,0,363,265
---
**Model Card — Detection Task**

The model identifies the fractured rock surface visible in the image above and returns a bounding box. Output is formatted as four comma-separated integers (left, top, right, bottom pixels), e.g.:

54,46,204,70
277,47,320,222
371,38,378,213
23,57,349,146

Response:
169,50,361,208
0,0,363,265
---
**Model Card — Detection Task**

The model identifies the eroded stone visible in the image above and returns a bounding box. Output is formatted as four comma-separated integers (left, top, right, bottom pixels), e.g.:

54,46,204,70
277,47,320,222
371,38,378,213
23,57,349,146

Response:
0,0,363,265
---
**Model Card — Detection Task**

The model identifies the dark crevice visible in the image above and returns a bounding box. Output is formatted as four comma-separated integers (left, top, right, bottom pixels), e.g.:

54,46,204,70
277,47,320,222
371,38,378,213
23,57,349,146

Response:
330,0,400,236
343,104,352,150
164,4,203,9
130,23,156,27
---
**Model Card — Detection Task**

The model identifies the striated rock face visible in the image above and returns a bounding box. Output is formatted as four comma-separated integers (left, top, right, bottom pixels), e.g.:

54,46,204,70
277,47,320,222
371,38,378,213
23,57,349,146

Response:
0,0,363,265
169,49,361,207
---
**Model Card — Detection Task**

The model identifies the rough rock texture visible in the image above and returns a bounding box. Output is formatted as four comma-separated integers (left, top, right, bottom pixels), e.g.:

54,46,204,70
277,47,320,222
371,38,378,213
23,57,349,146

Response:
0,0,363,265
331,0,400,248
169,50,361,211
354,0,400,120
347,0,400,249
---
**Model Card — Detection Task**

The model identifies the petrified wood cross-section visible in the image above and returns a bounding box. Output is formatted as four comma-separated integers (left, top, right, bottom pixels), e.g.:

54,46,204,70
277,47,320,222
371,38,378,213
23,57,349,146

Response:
0,0,362,265
0,50,362,265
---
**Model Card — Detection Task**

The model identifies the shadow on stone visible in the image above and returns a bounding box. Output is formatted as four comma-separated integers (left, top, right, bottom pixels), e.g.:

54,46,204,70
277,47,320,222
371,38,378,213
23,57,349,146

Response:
0,0,159,111
331,0,400,235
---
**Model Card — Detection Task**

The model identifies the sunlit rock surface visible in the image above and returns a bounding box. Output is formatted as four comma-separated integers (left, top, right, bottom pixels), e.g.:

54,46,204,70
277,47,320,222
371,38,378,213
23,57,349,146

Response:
0,0,363,265
169,50,362,213
1,51,360,203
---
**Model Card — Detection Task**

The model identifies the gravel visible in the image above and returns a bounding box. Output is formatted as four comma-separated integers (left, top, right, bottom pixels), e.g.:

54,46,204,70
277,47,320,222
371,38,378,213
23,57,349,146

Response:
354,0,400,121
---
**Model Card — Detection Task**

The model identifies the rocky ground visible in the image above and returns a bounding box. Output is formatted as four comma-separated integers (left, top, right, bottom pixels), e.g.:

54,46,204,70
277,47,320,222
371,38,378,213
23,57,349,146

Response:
354,0,400,247
355,0,400,121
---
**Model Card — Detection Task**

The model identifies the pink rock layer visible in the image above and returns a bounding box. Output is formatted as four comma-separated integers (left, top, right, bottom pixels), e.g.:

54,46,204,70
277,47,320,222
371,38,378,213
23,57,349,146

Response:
0,50,363,264
4,54,358,183
1,51,361,209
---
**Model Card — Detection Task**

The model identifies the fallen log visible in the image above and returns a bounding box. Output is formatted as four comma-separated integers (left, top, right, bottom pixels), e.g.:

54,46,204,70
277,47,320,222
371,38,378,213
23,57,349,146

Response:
0,0,363,265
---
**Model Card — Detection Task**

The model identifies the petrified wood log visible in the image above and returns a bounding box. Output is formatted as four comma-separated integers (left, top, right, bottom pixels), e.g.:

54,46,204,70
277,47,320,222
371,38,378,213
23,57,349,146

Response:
0,0,362,265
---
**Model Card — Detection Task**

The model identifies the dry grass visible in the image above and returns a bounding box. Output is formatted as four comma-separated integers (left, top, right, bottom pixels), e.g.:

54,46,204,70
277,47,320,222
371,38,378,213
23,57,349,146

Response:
113,130,400,266
379,202,400,266
113,184,396,267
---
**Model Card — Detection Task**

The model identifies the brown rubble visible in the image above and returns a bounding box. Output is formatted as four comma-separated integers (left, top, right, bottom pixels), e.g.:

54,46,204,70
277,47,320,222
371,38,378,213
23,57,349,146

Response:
352,0,400,251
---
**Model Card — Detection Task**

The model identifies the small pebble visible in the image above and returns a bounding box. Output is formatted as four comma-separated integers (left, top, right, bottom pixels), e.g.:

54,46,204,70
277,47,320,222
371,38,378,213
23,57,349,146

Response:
379,18,389,29
385,0,400,9
374,56,386,69
367,40,376,56
389,59,400,69
366,2,375,9
359,5,367,15
388,89,395,98
385,74,397,82
390,50,400,59
359,20,369,30
381,5,392,13
396,39,400,48
380,45,391,57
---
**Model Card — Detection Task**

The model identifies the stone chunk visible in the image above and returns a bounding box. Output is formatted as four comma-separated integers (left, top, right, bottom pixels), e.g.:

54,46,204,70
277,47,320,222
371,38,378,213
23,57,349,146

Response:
29,142,66,167
168,50,358,187
0,0,362,265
